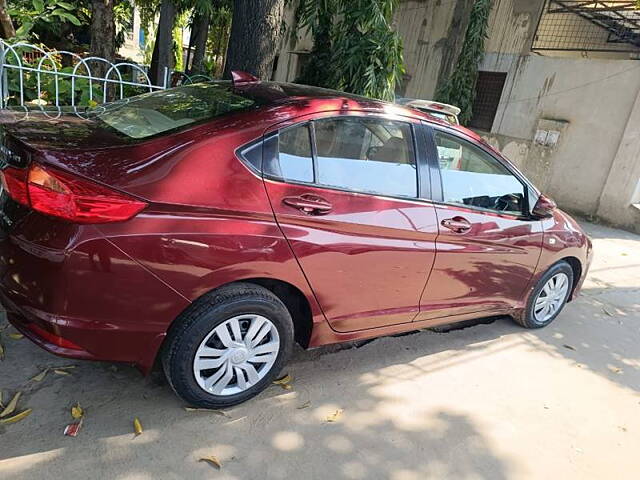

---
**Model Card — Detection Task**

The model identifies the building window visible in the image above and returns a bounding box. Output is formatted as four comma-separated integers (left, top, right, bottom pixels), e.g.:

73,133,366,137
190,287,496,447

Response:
469,71,507,132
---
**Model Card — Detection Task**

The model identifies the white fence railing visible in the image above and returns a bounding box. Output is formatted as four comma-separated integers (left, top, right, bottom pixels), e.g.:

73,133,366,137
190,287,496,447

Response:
0,40,212,110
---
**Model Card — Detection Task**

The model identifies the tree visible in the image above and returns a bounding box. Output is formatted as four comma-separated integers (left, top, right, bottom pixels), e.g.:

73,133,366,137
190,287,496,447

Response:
149,0,177,86
294,0,404,101
0,0,15,39
91,0,116,62
223,0,285,79
435,0,493,125
186,0,213,74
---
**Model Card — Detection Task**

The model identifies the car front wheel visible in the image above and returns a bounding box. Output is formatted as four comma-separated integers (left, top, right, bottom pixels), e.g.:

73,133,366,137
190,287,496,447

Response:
514,261,574,329
162,283,294,408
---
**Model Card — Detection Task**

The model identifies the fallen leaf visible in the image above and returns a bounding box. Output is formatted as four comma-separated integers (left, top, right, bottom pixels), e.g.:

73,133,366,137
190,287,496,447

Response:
0,392,21,418
199,456,222,470
0,408,32,424
608,366,623,374
326,409,343,423
71,402,84,419
0,341,4,361
297,401,311,410
184,407,230,418
54,369,71,376
55,365,76,370
8,333,23,340
133,417,143,436
64,419,83,437
562,344,576,351
280,383,292,391
273,374,292,385
0,390,3,408
30,368,49,382
603,307,615,317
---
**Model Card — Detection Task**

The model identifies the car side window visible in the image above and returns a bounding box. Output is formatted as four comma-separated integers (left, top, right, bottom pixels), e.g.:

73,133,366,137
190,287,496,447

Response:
434,131,526,215
313,117,417,198
277,123,314,183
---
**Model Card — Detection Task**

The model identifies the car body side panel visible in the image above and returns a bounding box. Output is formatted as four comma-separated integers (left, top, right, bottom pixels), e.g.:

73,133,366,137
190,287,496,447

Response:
0,215,190,372
415,204,544,320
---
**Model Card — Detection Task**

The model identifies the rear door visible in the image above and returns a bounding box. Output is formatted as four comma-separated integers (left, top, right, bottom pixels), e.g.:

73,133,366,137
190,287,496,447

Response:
263,113,438,332
415,126,543,320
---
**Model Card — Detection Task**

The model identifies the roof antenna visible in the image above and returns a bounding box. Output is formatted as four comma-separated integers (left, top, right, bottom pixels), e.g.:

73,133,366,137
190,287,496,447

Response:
231,71,260,86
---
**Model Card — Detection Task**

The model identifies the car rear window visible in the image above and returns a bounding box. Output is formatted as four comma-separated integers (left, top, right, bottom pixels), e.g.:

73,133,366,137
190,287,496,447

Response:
91,83,256,139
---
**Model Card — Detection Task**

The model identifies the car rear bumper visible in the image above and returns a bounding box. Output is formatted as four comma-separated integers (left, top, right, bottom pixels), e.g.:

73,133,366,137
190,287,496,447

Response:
0,216,190,373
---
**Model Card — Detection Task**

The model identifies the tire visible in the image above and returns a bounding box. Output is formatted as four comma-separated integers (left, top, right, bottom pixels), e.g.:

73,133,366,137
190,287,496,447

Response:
162,282,294,408
513,261,574,329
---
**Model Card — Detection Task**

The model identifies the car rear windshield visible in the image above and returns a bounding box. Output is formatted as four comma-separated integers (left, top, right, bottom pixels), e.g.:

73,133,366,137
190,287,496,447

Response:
91,82,257,139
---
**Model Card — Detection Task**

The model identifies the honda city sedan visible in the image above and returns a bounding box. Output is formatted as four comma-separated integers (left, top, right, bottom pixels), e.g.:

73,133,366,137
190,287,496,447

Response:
0,72,592,407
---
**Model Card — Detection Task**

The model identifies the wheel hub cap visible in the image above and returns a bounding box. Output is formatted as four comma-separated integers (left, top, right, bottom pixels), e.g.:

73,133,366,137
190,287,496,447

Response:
533,272,570,323
193,314,280,396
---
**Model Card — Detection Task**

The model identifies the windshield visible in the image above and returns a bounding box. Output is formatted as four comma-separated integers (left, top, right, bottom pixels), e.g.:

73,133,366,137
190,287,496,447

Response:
90,82,256,139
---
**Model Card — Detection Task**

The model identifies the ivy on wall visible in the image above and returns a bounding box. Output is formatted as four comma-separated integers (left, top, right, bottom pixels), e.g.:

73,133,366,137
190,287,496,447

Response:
436,0,493,125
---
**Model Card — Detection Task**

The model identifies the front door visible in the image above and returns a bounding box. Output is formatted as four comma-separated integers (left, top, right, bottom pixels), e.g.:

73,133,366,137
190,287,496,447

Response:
416,128,543,320
263,114,438,332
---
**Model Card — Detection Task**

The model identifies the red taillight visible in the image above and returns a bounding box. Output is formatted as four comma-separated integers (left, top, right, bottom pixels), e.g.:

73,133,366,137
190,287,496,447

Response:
1,164,147,224
1,166,29,205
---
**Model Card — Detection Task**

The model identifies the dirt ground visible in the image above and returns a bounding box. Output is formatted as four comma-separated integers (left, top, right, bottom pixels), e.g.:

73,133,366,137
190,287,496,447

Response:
0,220,639,480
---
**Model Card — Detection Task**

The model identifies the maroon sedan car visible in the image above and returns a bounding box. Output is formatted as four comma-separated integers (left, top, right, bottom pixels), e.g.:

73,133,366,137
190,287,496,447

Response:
0,73,592,407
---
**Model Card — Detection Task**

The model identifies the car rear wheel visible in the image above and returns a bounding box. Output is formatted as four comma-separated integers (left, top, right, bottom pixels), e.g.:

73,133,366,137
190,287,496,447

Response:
162,283,294,408
514,261,574,329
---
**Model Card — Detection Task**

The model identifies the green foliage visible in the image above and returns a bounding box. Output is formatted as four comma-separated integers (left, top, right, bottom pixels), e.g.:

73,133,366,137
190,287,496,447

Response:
8,0,86,40
294,0,404,101
435,0,493,126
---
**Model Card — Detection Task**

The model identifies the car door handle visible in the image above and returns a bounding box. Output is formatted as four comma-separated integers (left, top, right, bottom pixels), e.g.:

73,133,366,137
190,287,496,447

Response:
282,194,332,215
441,216,471,233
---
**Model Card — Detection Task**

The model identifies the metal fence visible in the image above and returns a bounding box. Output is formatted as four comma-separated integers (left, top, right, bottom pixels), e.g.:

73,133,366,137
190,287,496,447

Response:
0,39,213,111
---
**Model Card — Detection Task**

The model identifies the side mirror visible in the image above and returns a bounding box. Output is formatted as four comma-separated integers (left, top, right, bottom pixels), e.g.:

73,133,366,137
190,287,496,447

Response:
532,194,557,218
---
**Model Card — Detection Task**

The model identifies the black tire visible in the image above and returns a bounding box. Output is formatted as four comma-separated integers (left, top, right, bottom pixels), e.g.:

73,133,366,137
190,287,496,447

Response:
513,261,574,329
162,282,294,408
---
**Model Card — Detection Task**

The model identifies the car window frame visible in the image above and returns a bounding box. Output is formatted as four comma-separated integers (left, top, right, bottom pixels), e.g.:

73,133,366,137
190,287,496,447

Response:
423,122,535,220
260,112,431,202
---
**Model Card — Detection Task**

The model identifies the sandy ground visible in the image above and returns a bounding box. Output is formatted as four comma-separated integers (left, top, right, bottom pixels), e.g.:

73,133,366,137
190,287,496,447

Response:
0,220,639,480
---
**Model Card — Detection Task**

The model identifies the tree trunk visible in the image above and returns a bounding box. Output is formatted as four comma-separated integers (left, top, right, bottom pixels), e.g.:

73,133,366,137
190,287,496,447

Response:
90,0,116,61
223,0,285,79
0,0,14,39
149,0,177,87
188,11,210,75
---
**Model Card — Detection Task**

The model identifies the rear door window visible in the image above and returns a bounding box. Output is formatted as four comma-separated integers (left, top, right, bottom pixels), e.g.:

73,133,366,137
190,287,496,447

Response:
313,117,417,198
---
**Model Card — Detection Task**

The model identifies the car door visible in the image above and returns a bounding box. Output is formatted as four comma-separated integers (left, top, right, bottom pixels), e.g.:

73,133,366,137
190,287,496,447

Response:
262,113,439,332
415,126,544,321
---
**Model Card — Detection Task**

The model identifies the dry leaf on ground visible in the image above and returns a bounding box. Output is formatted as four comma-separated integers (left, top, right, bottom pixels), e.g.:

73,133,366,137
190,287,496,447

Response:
8,333,23,340
0,392,21,418
326,409,343,422
0,408,32,424
30,369,49,382
133,417,143,436
199,456,222,470
71,402,84,419
54,369,71,376
608,365,623,374
184,407,230,418
273,374,292,385
0,341,4,361
297,401,311,409
562,344,576,351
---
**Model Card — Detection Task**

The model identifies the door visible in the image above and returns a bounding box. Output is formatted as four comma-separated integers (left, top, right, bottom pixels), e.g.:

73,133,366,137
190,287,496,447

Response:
416,128,543,321
263,114,438,332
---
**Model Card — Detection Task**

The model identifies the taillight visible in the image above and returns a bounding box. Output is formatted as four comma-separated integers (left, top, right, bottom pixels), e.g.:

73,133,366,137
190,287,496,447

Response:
1,166,29,205
1,164,147,224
